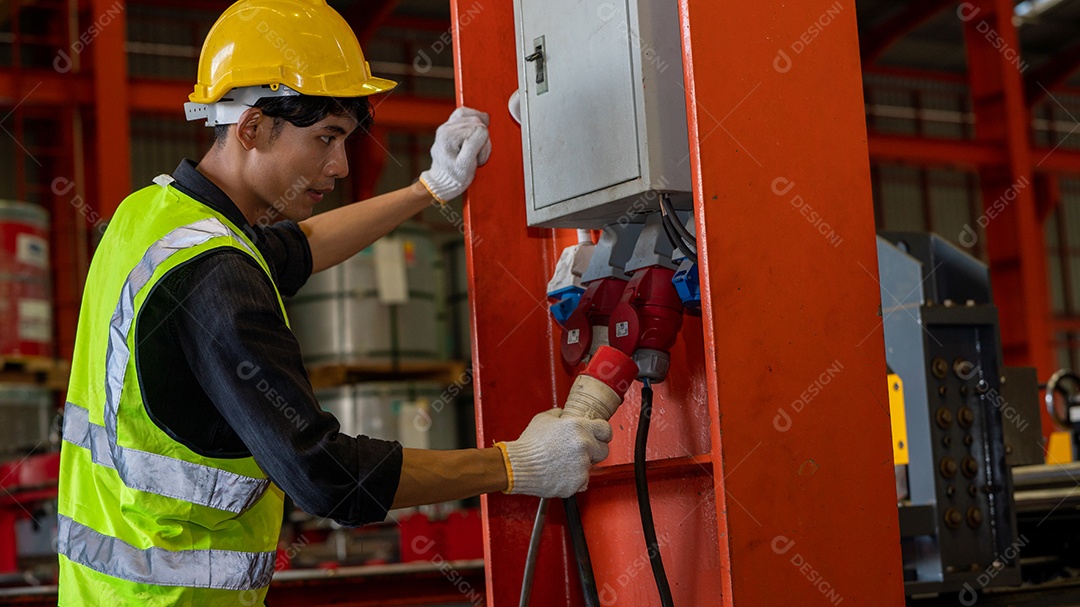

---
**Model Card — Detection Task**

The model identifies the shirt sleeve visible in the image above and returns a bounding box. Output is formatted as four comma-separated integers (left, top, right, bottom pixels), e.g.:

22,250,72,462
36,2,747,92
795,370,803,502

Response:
169,250,402,526
251,221,313,298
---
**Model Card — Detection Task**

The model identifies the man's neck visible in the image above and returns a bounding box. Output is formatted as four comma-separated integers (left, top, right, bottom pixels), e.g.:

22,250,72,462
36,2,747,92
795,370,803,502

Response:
195,152,264,226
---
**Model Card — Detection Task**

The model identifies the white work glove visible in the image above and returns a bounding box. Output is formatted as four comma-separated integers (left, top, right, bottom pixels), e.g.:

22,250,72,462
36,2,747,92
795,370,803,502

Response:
496,409,613,499
419,107,492,204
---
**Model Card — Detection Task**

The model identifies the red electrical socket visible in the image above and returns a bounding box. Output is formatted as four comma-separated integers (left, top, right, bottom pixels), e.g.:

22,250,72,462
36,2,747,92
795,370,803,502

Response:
561,277,628,367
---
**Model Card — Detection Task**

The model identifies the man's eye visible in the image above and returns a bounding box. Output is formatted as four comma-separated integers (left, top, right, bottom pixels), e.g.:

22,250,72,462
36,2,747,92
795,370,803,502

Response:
320,136,332,144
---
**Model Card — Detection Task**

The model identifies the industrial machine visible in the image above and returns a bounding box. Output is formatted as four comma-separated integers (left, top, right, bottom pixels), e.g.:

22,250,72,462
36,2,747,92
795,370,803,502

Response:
879,233,1080,604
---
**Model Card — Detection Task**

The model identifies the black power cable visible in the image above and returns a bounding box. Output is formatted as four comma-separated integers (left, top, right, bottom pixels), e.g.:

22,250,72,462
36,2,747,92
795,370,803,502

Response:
520,496,602,607
658,197,698,266
636,379,675,606
660,214,697,266
518,498,549,607
660,194,698,252
564,495,602,607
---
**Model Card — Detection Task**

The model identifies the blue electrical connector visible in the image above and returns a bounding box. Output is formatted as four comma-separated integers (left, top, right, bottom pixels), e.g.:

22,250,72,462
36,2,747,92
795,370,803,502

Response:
548,285,585,326
671,260,700,311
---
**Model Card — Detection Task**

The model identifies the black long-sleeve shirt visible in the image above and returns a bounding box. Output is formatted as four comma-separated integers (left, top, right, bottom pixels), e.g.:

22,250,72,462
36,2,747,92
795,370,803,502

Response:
132,159,402,526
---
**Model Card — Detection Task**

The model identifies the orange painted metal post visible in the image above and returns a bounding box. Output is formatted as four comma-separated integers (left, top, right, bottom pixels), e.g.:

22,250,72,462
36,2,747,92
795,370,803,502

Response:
961,0,1056,435
91,0,130,218
454,0,904,604
678,0,905,605
451,1,580,604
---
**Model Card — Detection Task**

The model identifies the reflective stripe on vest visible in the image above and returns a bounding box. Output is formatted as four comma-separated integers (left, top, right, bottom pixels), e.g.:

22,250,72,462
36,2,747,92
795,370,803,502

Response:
72,217,270,513
62,402,268,513
57,514,275,591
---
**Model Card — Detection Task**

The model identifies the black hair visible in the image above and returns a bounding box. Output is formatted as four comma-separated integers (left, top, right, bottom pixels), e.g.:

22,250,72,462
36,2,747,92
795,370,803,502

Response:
213,93,374,146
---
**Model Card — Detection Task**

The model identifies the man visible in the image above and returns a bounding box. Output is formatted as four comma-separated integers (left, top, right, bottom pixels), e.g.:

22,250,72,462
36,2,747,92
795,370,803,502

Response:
56,1,613,604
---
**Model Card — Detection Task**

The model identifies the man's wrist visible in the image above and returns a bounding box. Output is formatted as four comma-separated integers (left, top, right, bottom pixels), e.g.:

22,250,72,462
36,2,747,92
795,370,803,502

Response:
492,443,513,494
412,177,440,203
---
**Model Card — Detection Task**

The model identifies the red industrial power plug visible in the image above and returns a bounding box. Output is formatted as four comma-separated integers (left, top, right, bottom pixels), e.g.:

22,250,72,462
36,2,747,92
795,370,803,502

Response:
608,266,684,382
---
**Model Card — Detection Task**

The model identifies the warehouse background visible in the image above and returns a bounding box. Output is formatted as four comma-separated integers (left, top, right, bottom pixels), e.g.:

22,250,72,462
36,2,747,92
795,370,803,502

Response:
0,0,1077,604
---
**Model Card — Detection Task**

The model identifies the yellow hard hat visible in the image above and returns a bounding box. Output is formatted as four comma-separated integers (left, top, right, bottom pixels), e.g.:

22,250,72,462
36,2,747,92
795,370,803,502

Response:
189,0,397,104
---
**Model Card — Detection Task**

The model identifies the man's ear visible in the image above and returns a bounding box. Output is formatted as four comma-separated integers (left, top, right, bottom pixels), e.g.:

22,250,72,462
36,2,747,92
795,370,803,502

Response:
234,107,265,151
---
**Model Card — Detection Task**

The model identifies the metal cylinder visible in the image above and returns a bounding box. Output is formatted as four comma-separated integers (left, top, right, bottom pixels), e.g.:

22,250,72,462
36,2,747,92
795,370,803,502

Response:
1014,487,1080,514
288,224,443,365
0,385,53,456
0,201,52,358
1011,462,1080,489
1012,463,1080,513
315,382,459,451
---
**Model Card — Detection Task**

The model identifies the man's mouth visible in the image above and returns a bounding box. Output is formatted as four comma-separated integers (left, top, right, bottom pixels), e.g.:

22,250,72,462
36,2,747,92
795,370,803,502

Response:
307,188,331,203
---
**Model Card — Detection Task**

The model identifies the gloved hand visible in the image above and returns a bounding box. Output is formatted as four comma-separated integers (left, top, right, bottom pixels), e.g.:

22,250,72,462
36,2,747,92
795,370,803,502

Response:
419,107,492,204
496,409,613,498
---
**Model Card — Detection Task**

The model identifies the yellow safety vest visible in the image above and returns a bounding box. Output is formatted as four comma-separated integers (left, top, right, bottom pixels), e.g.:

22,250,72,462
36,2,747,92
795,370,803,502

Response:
57,175,286,606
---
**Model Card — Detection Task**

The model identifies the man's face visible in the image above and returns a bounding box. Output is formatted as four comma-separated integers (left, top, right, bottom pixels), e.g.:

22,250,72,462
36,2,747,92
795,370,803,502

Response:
248,112,359,223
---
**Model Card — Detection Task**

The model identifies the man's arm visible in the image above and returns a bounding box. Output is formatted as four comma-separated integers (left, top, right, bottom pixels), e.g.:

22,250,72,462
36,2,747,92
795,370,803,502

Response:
299,182,432,274
392,447,507,509
394,408,614,509
300,107,491,274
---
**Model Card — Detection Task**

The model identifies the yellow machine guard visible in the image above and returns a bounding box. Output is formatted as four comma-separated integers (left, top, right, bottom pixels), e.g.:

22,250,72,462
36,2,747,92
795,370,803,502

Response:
888,373,909,466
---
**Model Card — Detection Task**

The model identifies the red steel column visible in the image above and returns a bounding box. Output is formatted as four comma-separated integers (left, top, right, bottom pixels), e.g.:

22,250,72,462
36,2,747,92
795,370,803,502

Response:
961,0,1056,436
91,0,130,217
680,0,905,605
450,1,579,604
455,0,905,604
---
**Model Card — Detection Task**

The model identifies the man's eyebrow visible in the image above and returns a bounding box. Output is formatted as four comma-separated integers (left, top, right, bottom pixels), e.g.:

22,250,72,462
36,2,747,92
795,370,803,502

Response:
322,125,348,136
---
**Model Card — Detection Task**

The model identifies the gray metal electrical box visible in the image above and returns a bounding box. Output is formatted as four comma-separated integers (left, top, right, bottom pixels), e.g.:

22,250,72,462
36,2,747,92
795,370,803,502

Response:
513,0,692,228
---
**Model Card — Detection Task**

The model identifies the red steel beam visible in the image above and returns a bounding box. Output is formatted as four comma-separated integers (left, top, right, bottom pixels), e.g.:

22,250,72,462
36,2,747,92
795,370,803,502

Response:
1035,146,1080,173
91,0,130,218
860,0,956,64
0,71,454,130
382,15,451,32
449,1,578,604
863,65,968,84
866,133,1080,174
867,133,1006,167
680,0,904,604
962,0,1056,436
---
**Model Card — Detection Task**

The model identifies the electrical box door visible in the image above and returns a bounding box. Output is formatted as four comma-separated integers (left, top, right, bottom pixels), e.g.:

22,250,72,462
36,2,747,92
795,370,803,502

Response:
514,0,692,228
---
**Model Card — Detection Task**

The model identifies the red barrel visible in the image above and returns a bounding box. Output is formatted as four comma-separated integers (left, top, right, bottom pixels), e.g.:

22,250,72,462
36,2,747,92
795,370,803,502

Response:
0,201,52,358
